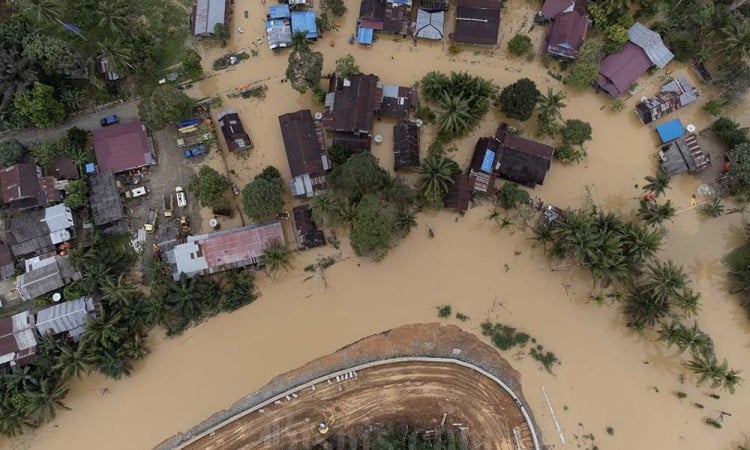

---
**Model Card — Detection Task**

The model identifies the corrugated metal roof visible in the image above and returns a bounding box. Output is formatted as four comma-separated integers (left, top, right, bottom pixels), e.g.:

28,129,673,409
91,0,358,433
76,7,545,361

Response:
35,297,94,339
266,19,292,49
12,311,37,351
415,9,444,40
194,0,228,36
628,22,674,68
357,26,374,44
291,11,317,39
656,118,685,144
43,204,74,233
269,4,291,19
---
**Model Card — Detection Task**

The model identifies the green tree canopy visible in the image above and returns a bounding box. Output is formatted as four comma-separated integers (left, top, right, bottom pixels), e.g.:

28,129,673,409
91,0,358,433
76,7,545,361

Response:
13,82,65,128
561,119,593,146
241,175,285,222
329,152,390,201
181,48,203,80
323,0,347,17
497,78,540,121
29,139,65,169
0,139,25,166
63,179,88,209
507,34,532,56
350,194,396,259
335,54,361,78
286,48,323,93
712,117,749,148
728,142,750,193
138,85,194,130
213,23,230,44
188,166,230,209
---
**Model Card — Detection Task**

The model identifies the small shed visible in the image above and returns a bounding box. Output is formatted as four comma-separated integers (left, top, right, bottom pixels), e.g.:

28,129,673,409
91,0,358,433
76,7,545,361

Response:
54,157,80,180
292,204,326,250
655,118,685,144
444,174,475,211
659,134,711,176
88,172,127,235
357,26,374,44
217,109,252,151
415,9,444,40
393,121,420,171
291,10,318,39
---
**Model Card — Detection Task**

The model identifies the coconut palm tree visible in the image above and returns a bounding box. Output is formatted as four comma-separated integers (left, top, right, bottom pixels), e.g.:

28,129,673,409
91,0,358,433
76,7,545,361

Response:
642,171,671,197
657,320,682,348
97,38,134,74
416,153,457,201
95,1,132,36
685,356,725,388
21,0,62,25
700,198,724,218
420,71,449,100
79,309,124,353
3,365,38,392
624,288,670,329
674,288,702,317
101,274,138,306
621,222,662,266
719,20,750,61
637,199,675,227
93,348,134,380
165,275,203,322
675,322,714,359
290,31,310,52
722,366,743,394
536,87,567,122
642,260,687,305
436,93,472,138
311,192,341,228
24,377,70,425
0,398,25,437
52,343,91,381
60,89,86,112
262,240,293,275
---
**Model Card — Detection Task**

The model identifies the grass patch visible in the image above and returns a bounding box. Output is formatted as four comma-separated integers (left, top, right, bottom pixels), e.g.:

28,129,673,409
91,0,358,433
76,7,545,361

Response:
437,305,452,318
137,0,192,70
481,321,560,372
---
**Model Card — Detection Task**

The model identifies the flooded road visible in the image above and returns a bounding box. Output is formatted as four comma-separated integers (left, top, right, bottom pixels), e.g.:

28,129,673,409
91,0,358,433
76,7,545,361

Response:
7,1,750,449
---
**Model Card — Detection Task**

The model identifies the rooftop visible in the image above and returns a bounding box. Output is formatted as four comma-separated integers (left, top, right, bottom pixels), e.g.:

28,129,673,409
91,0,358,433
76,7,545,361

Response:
279,110,329,179
597,42,653,97
266,18,293,50
393,121,420,170
167,222,285,280
324,74,379,135
0,163,59,209
193,0,230,36
35,296,95,341
0,311,37,367
415,9,444,40
93,122,155,173
359,0,386,29
88,171,126,234
292,205,326,250
628,22,674,69
540,0,574,19
291,11,317,39
5,204,75,257
444,173,475,211
656,118,685,144
54,156,80,180
217,109,252,151
545,11,589,59
453,0,501,46
377,84,415,119
0,242,13,280
635,76,699,124
383,1,411,35
16,255,80,301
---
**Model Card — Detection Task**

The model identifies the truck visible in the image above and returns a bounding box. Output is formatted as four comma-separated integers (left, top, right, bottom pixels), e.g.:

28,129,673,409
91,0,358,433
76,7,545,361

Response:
175,187,187,208
100,114,119,127
163,194,173,218
184,145,208,158
125,186,148,198
144,208,157,233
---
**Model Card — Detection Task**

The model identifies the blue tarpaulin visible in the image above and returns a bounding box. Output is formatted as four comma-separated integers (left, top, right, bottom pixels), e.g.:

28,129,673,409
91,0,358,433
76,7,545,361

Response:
357,27,373,45
269,5,290,19
481,149,495,173
85,163,96,174
656,118,685,144
291,11,317,39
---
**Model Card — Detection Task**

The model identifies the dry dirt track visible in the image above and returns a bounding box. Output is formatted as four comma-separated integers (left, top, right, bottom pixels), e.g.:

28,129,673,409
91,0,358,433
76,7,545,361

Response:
184,360,533,450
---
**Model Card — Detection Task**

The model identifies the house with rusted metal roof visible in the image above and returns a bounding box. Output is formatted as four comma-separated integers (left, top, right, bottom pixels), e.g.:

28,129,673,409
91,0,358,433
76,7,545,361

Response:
217,109,252,152
323,74,379,152
293,205,326,250
536,0,587,23
35,297,96,342
452,0,501,46
88,172,127,236
279,110,330,198
0,311,37,371
393,121,420,171
444,173,476,211
597,22,674,97
635,77,699,124
5,204,75,257
376,83,416,119
165,222,285,280
16,255,81,301
543,10,589,60
384,0,412,35
658,134,711,177
53,157,80,180
93,122,155,174
192,0,231,37
0,163,61,210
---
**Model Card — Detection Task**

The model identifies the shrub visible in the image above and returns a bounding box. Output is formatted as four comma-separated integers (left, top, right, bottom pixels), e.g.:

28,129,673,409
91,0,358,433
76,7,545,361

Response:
181,48,203,80
13,82,66,128
496,182,530,210
324,0,346,17
561,119,593,146
437,305,452,317
241,175,285,222
497,78,540,121
138,85,195,130
63,179,89,209
0,139,25,166
335,54,360,79
507,34,533,57
712,117,749,148
555,143,585,165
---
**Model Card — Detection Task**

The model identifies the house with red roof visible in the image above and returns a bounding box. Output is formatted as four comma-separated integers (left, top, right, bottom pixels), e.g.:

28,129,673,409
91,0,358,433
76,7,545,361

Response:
92,122,155,173
0,163,61,210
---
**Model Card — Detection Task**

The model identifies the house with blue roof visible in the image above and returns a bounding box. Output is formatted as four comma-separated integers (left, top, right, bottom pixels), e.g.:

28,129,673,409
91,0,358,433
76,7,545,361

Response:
267,5,293,50
655,118,685,144
291,10,318,39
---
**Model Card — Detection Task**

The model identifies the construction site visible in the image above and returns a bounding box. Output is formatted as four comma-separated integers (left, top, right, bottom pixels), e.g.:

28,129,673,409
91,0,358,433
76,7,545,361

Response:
159,324,541,450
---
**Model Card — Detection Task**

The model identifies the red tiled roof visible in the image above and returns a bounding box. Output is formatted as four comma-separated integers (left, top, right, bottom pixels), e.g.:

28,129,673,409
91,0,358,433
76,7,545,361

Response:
597,42,652,97
201,222,284,269
93,122,154,173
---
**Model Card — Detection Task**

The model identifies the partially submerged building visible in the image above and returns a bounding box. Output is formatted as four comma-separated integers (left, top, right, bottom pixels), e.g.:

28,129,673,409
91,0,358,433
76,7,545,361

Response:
217,109,252,152
659,134,710,177
384,0,412,36
469,124,555,188
267,5,293,50
357,0,411,39
635,77,699,124
414,7,445,41
5,204,75,257
536,0,588,23
597,22,674,97
452,0,501,46
88,172,127,236
444,173,476,211
35,297,96,342
192,0,231,37
376,83,416,119
292,205,326,250
323,74,379,152
291,10,318,39
279,110,330,198
655,118,685,144
16,255,81,301
543,9,590,60
0,163,61,210
93,122,155,174
393,120,420,170
0,311,37,370
165,222,285,280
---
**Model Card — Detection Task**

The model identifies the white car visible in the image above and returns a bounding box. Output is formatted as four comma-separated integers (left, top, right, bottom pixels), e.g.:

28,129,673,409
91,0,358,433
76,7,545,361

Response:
175,186,187,208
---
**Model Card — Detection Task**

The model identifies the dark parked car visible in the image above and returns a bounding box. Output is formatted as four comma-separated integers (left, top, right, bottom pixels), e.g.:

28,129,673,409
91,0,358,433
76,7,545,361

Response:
100,114,119,126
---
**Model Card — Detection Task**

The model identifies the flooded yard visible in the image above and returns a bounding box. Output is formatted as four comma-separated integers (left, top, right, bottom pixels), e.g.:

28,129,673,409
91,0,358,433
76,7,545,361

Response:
6,1,750,450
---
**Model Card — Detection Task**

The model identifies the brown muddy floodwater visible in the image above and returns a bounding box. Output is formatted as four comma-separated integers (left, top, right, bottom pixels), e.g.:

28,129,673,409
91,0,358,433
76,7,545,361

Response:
7,1,750,449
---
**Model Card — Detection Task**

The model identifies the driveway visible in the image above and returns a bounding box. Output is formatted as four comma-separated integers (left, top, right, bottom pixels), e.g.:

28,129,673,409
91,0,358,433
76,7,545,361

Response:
5,99,141,146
